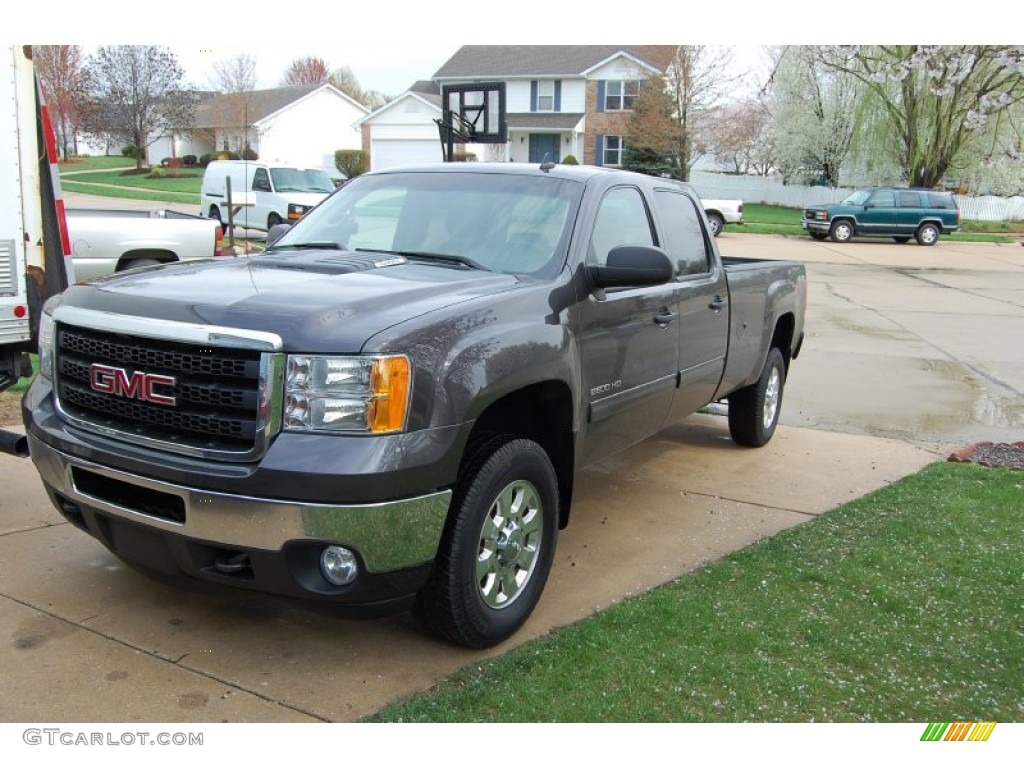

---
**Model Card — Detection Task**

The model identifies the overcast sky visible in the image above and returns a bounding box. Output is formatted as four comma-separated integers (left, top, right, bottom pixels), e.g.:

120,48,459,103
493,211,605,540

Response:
10,1,995,98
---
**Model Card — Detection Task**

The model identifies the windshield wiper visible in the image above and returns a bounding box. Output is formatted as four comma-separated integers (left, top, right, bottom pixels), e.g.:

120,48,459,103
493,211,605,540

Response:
355,248,488,271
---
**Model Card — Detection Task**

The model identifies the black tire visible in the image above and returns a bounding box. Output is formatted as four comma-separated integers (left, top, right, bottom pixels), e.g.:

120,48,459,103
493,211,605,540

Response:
915,222,939,246
728,347,786,447
829,219,854,243
893,236,911,244
414,436,559,648
268,212,283,229
809,231,828,241
706,212,724,237
209,205,223,226
120,258,161,271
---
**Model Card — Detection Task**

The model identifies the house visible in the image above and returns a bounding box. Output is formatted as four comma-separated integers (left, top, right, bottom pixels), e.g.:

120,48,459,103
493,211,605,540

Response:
150,84,369,177
357,46,677,171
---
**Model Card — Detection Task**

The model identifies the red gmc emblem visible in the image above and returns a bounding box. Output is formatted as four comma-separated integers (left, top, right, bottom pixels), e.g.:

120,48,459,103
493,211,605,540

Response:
89,364,177,406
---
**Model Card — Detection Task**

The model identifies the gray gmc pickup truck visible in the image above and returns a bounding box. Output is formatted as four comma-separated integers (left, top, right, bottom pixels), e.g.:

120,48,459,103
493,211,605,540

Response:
22,163,806,648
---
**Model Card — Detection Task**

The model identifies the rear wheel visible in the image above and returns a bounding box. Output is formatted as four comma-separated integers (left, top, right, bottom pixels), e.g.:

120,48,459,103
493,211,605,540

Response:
915,222,939,246
706,212,724,237
209,205,223,226
728,348,786,447
414,437,558,648
829,220,854,243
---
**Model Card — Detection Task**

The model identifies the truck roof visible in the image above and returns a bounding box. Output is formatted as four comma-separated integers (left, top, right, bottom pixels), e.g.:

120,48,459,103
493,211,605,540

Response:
368,161,641,184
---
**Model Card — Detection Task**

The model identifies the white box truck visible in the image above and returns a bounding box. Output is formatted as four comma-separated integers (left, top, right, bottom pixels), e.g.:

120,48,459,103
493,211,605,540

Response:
1,45,73,454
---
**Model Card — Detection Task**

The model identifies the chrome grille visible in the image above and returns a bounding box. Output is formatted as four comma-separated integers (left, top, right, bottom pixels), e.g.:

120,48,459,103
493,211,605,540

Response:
55,324,269,456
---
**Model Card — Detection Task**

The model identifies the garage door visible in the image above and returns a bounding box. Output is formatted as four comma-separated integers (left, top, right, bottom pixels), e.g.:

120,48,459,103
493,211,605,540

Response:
371,139,444,170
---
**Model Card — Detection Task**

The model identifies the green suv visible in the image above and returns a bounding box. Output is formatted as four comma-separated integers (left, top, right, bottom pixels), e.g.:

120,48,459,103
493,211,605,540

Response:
802,187,960,245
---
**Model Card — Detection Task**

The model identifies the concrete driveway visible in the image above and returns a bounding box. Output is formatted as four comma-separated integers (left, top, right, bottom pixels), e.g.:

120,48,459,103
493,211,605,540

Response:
1,229,1021,722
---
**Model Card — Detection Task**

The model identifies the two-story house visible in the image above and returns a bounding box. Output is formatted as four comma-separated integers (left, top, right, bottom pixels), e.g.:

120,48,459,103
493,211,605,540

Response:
357,46,676,171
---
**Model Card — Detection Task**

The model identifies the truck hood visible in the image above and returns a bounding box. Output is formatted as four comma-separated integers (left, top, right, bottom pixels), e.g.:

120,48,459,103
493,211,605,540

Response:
67,249,523,352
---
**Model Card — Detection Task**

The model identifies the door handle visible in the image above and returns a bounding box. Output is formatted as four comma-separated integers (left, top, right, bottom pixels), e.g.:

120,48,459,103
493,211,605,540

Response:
654,308,677,326
708,296,727,312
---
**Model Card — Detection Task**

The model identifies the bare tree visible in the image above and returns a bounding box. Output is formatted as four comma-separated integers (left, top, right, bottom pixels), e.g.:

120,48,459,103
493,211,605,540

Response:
33,45,91,159
82,45,197,170
663,45,739,181
284,57,330,86
705,99,774,175
208,53,258,155
821,45,1024,188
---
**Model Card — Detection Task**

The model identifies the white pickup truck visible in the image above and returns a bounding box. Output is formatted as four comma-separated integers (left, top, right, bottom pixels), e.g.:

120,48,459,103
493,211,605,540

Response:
67,208,225,281
700,198,744,237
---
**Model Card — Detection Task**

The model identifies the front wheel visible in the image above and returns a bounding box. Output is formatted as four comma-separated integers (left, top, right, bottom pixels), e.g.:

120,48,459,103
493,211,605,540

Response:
706,212,724,237
915,222,939,246
728,348,786,447
829,220,854,243
268,212,283,230
414,437,559,648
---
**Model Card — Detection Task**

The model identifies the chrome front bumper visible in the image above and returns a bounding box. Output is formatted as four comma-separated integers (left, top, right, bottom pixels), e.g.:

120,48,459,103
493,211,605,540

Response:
29,434,451,574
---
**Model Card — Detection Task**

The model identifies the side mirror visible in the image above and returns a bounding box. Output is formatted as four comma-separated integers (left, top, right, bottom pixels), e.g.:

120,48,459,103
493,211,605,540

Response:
588,245,674,289
267,223,292,245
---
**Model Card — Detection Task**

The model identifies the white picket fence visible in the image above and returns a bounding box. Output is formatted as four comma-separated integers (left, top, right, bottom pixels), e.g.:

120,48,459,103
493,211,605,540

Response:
688,171,1024,221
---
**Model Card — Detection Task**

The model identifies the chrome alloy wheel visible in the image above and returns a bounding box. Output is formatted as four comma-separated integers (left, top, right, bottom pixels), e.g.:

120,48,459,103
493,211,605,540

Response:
476,479,544,609
763,366,781,430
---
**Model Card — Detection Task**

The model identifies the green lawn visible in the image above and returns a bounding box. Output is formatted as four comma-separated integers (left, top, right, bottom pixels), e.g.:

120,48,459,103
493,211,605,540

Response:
370,461,1023,722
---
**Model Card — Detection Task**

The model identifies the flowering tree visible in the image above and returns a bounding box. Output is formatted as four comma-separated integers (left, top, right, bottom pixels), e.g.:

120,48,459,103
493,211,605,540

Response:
820,45,1024,188
34,45,91,160
283,57,330,86
767,46,859,187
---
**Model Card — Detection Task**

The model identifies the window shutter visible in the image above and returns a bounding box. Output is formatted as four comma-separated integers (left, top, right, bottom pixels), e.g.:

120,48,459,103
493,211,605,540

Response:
531,80,538,112
595,134,604,167
554,81,562,112
597,80,605,113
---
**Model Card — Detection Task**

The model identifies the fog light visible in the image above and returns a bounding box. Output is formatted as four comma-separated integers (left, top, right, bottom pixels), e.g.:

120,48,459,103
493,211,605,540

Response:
321,545,358,586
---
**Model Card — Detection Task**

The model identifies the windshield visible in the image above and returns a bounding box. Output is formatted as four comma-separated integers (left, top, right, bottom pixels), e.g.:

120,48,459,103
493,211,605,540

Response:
269,167,336,193
841,189,872,205
273,170,583,278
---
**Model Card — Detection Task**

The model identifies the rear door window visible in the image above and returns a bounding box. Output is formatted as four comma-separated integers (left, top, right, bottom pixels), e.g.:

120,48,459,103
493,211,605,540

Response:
899,191,921,207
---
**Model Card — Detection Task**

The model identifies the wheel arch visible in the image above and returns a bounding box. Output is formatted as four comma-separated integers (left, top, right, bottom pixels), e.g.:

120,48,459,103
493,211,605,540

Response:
461,380,575,529
117,249,176,270
770,312,796,375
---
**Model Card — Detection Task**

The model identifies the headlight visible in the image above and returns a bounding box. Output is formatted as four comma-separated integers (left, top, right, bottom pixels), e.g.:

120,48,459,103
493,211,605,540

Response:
284,354,411,433
287,204,309,220
37,295,62,382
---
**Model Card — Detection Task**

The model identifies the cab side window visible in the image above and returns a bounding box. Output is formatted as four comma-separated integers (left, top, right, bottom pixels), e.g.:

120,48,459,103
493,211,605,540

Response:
653,190,711,276
252,168,272,192
899,191,920,207
588,187,656,266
